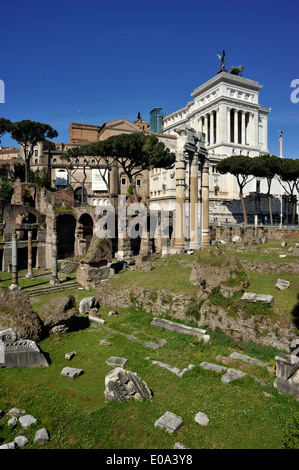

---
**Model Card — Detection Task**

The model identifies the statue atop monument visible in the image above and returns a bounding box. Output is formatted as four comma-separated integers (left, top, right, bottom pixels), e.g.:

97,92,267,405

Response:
216,50,228,73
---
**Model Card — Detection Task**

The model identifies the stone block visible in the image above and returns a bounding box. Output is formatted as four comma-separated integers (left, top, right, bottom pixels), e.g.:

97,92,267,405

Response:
151,317,206,340
19,414,37,428
0,442,16,449
275,279,290,290
155,411,183,434
241,293,274,305
104,367,152,402
194,412,209,426
106,356,128,368
229,352,268,367
200,361,227,373
8,408,25,417
65,351,76,361
8,417,18,427
61,367,83,379
79,296,96,314
221,368,247,383
14,436,28,448
34,428,50,445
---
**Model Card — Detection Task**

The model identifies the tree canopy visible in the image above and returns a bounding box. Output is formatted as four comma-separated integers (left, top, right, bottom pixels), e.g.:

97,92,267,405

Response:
7,120,58,182
62,133,176,202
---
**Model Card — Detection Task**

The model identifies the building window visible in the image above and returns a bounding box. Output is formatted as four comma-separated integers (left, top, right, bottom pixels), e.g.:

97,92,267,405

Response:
53,158,57,164
92,159,95,165
56,146,60,151
34,150,38,157
35,159,38,165
256,180,261,194
136,179,142,187
121,178,127,185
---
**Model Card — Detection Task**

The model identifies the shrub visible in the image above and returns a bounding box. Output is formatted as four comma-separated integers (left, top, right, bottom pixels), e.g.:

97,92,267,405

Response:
282,414,299,449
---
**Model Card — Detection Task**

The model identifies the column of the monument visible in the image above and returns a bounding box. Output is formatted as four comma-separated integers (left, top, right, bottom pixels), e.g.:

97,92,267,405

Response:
227,107,231,143
234,109,238,144
241,111,246,145
210,112,214,145
248,113,252,146
201,159,210,247
189,154,199,250
9,233,20,291
173,151,186,251
25,230,34,279
253,112,258,147
204,115,208,145
50,233,60,284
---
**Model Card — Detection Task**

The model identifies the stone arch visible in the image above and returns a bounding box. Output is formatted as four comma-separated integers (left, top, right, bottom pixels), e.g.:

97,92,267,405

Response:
78,213,94,249
56,213,76,259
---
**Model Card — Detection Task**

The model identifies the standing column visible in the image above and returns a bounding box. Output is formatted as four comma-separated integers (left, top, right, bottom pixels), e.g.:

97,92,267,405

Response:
234,109,238,144
204,115,208,145
241,111,246,145
26,230,34,279
9,233,20,291
50,233,60,284
189,153,199,250
227,107,231,142
201,159,210,247
173,151,186,252
210,112,214,145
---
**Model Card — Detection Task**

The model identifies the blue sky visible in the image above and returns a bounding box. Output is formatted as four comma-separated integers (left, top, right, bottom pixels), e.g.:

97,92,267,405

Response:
1,0,298,158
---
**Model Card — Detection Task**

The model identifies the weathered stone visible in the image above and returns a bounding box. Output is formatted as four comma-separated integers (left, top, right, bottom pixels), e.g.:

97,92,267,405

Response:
229,352,268,367
104,367,152,402
14,436,28,448
0,442,16,449
0,410,4,419
274,353,299,398
275,279,290,290
221,368,247,383
61,367,83,379
8,408,25,417
39,295,78,332
79,297,97,314
0,290,44,342
151,317,206,340
155,411,183,434
8,417,18,428
232,235,242,243
194,412,209,426
152,360,194,377
19,414,37,428
89,315,106,325
106,356,127,368
108,310,118,316
174,443,188,449
0,328,49,369
99,339,111,346
241,293,274,305
200,361,227,373
65,351,76,360
34,428,49,445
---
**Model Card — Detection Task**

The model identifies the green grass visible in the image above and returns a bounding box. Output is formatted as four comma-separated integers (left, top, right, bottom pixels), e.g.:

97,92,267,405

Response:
0,307,298,449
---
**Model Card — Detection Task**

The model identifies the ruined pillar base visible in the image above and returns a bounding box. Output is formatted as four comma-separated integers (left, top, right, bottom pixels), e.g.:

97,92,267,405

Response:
25,272,35,280
50,278,61,285
9,284,21,291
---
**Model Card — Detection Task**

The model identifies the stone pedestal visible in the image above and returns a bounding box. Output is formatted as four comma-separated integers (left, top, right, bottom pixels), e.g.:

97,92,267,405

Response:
274,353,299,399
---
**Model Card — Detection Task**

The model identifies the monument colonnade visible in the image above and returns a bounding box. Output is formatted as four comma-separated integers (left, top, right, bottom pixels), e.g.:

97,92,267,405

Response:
199,106,256,147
